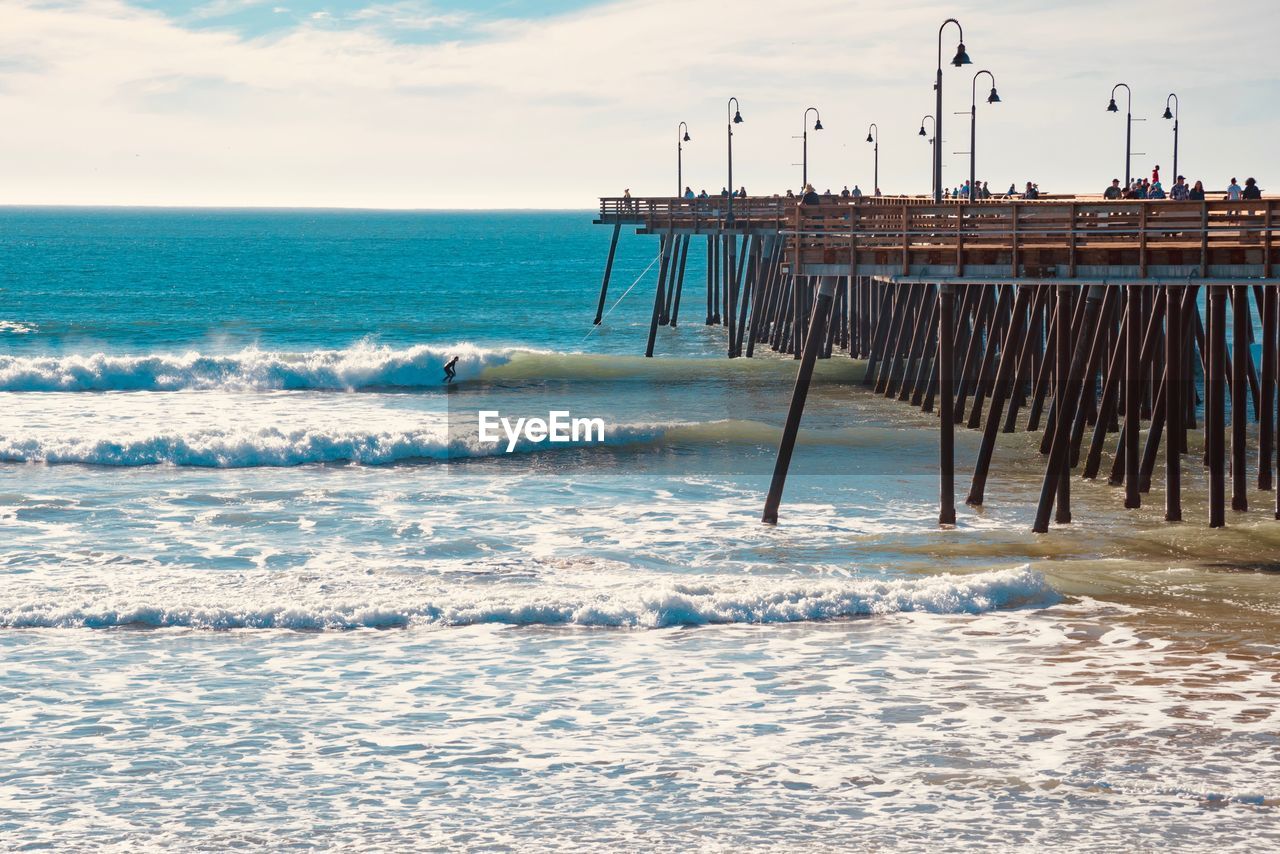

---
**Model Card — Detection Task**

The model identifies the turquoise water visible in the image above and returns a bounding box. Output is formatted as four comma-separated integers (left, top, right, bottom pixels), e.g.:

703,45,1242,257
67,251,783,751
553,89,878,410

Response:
2,208,1278,848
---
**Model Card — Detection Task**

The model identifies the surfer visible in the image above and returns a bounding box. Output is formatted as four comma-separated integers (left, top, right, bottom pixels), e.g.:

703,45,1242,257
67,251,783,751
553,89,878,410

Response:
443,355,459,384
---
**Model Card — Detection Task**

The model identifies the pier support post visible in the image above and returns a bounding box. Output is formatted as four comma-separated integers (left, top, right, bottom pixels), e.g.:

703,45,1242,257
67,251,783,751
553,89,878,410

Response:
762,277,837,525
725,234,739,356
1124,285,1141,509
1166,284,1183,521
1033,285,1094,531
1209,286,1227,527
938,284,957,526
1260,284,1276,491
1232,284,1249,511
644,234,671,358
593,222,621,325
705,235,716,325
668,235,689,326
1054,287,1076,524
967,285,1031,506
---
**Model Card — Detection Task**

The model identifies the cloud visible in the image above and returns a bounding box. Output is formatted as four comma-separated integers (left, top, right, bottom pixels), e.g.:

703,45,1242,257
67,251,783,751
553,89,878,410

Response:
189,0,273,21
348,3,468,32
0,0,1277,208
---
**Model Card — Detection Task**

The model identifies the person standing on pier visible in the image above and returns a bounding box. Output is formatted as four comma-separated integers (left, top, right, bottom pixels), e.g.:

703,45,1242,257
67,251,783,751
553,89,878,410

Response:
1170,176,1189,200
1243,178,1262,199
1189,180,1206,201
851,185,862,198
801,184,821,205
1104,178,1123,199
443,355,460,384
1152,164,1160,184
683,186,694,199
1227,178,1242,200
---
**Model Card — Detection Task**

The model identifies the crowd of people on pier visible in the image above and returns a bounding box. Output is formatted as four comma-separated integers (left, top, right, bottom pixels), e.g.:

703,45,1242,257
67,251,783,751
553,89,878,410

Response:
1101,166,1261,201
634,165,1262,208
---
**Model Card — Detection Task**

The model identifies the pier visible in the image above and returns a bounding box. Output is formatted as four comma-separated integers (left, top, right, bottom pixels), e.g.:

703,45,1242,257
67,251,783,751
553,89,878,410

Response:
593,195,1280,531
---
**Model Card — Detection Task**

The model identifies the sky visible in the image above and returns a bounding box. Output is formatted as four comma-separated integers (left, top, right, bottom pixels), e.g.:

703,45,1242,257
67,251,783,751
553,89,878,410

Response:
2,0,1278,208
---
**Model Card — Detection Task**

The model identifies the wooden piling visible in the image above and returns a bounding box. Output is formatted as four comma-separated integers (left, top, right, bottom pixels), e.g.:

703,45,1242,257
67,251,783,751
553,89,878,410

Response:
1166,284,1183,521
1232,284,1249,511
645,233,671,358
1208,286,1227,527
938,284,957,526
1124,285,1141,509
762,277,837,524
593,222,622,325
1261,284,1276,491
668,235,689,326
966,285,1031,506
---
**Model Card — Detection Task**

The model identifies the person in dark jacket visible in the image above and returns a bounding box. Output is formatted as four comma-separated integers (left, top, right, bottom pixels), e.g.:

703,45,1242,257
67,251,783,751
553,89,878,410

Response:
801,184,821,205
1189,180,1206,201
1243,177,1262,200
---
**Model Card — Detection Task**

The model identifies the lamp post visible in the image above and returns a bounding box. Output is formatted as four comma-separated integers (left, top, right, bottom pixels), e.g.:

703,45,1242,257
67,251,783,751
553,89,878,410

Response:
920,115,935,198
1163,93,1179,187
1107,83,1133,187
677,122,690,197
933,18,971,202
801,107,823,189
727,97,743,223
865,123,879,195
969,70,1000,200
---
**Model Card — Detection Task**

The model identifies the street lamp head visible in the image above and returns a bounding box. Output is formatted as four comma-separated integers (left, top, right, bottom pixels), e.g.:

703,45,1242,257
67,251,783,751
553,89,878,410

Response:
814,118,823,131
952,42,971,66
732,109,743,124
683,131,691,142
866,132,874,143
919,125,927,136
1106,98,1119,113
987,87,1000,104
1162,106,1173,120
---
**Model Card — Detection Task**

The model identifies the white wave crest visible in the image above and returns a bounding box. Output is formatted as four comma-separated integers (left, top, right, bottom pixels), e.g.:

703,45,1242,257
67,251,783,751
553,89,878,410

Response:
0,320,37,334
0,343,864,392
0,567,1057,630
0,421,677,467
0,342,507,392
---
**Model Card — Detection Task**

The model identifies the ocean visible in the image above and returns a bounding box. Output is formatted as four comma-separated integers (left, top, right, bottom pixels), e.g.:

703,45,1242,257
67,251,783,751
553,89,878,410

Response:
1,207,1277,849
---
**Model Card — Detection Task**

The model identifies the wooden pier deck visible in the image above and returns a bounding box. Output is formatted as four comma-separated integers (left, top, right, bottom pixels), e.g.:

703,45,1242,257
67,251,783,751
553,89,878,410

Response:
592,195,1280,532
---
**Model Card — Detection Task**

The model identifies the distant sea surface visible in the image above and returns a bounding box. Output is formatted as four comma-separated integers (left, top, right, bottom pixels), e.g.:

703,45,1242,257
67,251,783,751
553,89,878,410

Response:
1,208,1277,849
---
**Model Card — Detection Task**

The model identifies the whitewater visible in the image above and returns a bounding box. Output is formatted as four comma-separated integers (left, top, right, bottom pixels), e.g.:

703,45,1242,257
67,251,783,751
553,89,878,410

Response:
2,208,1277,850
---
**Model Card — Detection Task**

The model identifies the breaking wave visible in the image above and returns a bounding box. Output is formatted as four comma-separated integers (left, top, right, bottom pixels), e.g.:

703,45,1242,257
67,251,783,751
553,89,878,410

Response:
0,567,1057,629
0,418,917,468
0,343,862,392
0,343,506,392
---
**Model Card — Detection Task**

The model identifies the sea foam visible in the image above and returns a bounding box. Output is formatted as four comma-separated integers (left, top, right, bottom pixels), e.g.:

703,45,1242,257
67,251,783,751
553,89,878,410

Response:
0,566,1057,630
0,343,863,392
0,342,506,392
